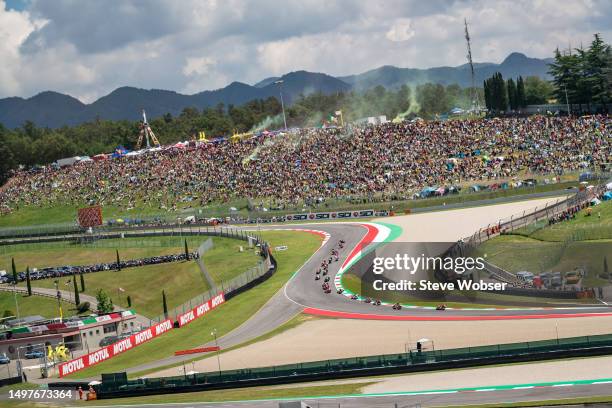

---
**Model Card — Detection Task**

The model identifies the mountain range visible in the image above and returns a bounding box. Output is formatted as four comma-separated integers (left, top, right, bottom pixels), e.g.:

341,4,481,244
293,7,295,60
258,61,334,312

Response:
0,52,553,129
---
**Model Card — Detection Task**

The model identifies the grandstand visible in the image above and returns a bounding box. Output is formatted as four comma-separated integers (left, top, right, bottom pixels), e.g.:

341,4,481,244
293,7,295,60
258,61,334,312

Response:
0,115,609,218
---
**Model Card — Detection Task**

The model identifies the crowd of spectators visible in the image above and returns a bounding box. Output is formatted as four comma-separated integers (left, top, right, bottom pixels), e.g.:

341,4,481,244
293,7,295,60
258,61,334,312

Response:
1,252,198,284
0,115,609,215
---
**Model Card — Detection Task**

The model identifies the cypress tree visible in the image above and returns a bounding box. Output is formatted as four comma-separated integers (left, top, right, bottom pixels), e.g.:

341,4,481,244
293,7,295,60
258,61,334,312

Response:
507,78,517,110
11,258,17,284
80,272,85,292
162,290,168,318
73,275,80,305
26,266,32,296
184,239,190,260
517,76,526,107
127,295,132,308
116,249,121,271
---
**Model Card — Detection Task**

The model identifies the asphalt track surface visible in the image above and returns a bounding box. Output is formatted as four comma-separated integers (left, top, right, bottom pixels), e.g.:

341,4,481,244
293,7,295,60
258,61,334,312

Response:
255,223,612,319
125,219,612,376
4,208,612,406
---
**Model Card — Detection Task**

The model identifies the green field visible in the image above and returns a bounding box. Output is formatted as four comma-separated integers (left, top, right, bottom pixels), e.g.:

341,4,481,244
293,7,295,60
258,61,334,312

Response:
0,291,78,319
64,230,322,378
513,199,612,242
8,236,260,318
479,200,612,287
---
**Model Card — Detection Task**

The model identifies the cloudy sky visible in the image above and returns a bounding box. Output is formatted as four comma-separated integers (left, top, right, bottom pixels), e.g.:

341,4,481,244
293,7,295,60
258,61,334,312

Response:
1,0,610,102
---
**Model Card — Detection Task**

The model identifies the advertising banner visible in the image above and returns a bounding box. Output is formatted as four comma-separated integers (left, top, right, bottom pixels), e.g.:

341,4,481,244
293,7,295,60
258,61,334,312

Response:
286,209,383,221
58,319,174,377
176,292,225,327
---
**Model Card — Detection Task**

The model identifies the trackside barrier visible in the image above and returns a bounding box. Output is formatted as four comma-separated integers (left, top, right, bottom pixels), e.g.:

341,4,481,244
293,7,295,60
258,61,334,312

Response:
442,180,609,287
57,252,277,377
58,319,174,377
57,292,226,376
176,292,225,327
93,333,612,398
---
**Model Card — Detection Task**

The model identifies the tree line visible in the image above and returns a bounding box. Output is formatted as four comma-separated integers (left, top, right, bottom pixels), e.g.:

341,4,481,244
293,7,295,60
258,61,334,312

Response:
0,83,477,183
548,33,611,112
483,34,610,114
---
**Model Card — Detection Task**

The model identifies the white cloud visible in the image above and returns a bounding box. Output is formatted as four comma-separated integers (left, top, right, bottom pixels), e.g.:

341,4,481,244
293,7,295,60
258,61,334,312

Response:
0,0,610,101
183,56,217,77
386,18,415,42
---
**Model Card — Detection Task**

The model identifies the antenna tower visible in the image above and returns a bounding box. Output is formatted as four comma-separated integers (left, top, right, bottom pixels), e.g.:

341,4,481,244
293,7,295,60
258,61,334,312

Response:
464,19,481,112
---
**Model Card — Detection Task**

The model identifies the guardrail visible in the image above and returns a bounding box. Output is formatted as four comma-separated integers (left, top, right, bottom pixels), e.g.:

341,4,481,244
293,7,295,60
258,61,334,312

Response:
92,332,612,399
0,286,76,304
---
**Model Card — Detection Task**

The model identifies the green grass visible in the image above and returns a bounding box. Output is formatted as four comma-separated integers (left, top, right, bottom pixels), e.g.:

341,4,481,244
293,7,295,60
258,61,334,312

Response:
63,230,322,379
10,236,260,318
511,200,612,242
19,261,209,318
478,235,611,287
74,382,372,406
0,291,78,318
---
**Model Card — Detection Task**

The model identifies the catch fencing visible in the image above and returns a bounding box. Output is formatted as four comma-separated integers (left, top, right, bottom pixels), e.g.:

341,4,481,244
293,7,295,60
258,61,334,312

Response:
95,333,612,398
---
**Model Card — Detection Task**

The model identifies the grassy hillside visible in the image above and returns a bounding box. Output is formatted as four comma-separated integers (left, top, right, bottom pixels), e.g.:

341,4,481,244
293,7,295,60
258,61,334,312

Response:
65,230,322,379
9,236,260,318
0,292,77,319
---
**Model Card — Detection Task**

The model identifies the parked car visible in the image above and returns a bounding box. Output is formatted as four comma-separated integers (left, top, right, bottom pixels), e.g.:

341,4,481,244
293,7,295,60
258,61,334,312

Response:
0,354,10,364
25,350,44,359
99,336,119,347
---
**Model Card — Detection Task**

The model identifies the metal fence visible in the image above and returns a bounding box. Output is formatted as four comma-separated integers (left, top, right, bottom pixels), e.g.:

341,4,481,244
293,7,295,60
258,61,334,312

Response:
442,178,610,287
147,228,271,323
97,332,612,395
449,181,607,255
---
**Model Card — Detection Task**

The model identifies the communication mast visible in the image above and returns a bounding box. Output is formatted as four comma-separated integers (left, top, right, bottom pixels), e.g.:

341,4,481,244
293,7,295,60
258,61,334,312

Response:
464,19,481,113
136,110,161,149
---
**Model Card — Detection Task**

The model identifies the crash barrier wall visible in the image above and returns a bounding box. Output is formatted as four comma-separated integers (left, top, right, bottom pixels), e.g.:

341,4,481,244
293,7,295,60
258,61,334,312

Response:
93,333,612,399
0,375,23,387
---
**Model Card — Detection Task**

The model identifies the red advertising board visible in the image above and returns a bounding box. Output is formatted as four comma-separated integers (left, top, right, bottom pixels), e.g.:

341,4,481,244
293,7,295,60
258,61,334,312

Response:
176,292,225,327
58,319,174,377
